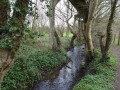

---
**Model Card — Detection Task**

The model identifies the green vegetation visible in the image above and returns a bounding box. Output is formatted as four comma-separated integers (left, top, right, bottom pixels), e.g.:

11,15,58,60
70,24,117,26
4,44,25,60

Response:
2,44,68,90
114,39,118,45
0,0,119,90
63,33,73,37
73,50,117,90
74,41,84,46
114,39,120,47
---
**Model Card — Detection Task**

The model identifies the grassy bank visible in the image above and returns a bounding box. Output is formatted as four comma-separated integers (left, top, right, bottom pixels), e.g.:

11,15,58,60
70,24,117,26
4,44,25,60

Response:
73,50,117,90
2,44,68,90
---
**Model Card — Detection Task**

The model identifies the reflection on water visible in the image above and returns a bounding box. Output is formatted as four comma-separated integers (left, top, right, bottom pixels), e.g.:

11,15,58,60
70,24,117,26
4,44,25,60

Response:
33,44,85,90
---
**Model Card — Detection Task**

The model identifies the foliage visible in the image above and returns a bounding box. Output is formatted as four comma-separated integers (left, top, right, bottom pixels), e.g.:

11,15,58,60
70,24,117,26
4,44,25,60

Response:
28,49,67,71
2,44,68,90
0,0,37,49
73,50,117,90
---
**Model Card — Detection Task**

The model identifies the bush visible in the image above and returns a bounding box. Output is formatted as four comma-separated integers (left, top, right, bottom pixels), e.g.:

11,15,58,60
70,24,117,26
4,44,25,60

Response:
2,45,68,90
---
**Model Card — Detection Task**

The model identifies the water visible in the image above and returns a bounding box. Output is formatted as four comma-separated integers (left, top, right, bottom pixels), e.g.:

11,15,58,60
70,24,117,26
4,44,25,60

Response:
33,44,85,90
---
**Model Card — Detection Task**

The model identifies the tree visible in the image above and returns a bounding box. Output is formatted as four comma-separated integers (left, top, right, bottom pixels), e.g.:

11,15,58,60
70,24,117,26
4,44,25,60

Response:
86,0,98,61
55,0,81,48
49,0,61,51
100,0,118,61
0,0,9,89
0,0,30,89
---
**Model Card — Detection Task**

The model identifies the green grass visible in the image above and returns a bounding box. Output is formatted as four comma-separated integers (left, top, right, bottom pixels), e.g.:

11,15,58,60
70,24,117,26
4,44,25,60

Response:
63,33,73,37
114,38,118,45
2,44,68,90
73,50,118,90
25,33,75,50
28,36,72,49
69,33,73,37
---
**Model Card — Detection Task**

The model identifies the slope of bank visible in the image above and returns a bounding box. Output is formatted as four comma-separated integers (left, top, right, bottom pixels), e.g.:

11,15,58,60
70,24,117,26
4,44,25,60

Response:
73,48,118,90
1,44,68,90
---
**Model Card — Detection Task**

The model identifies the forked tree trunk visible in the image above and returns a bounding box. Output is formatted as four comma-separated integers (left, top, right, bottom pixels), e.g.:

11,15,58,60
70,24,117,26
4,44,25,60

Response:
86,0,98,61
100,0,118,61
49,0,61,51
70,34,77,48
0,0,30,89
68,15,78,48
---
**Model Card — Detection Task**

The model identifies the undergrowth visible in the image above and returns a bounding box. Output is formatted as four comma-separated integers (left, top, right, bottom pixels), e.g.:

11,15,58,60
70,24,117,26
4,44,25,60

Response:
2,44,68,90
73,50,118,90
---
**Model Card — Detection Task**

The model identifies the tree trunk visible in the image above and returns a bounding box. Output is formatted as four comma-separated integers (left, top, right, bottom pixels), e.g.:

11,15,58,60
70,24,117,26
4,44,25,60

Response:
0,0,8,26
31,0,38,41
81,22,86,41
86,21,94,60
66,15,77,49
59,27,63,37
0,1,9,88
49,0,61,51
77,18,81,42
0,0,30,89
100,0,118,61
118,32,120,45
86,0,98,61
0,0,8,35
70,34,77,48
99,35,106,60
54,31,61,51
0,50,14,90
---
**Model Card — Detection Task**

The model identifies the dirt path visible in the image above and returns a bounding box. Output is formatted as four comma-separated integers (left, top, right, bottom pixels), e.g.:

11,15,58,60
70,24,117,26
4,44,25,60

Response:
111,44,120,90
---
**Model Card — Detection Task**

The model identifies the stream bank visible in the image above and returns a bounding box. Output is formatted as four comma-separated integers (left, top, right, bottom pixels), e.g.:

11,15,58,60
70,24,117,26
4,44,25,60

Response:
33,44,86,90
73,47,117,90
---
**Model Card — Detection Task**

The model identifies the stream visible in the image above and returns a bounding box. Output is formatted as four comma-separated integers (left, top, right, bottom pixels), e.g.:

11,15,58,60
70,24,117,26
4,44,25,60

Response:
33,44,85,90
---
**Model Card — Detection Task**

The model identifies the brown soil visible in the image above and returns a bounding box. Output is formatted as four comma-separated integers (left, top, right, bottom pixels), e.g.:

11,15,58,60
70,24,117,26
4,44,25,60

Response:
111,44,120,90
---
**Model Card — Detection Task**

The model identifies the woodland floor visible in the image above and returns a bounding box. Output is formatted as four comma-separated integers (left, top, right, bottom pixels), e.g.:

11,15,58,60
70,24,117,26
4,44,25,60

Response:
111,44,120,90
